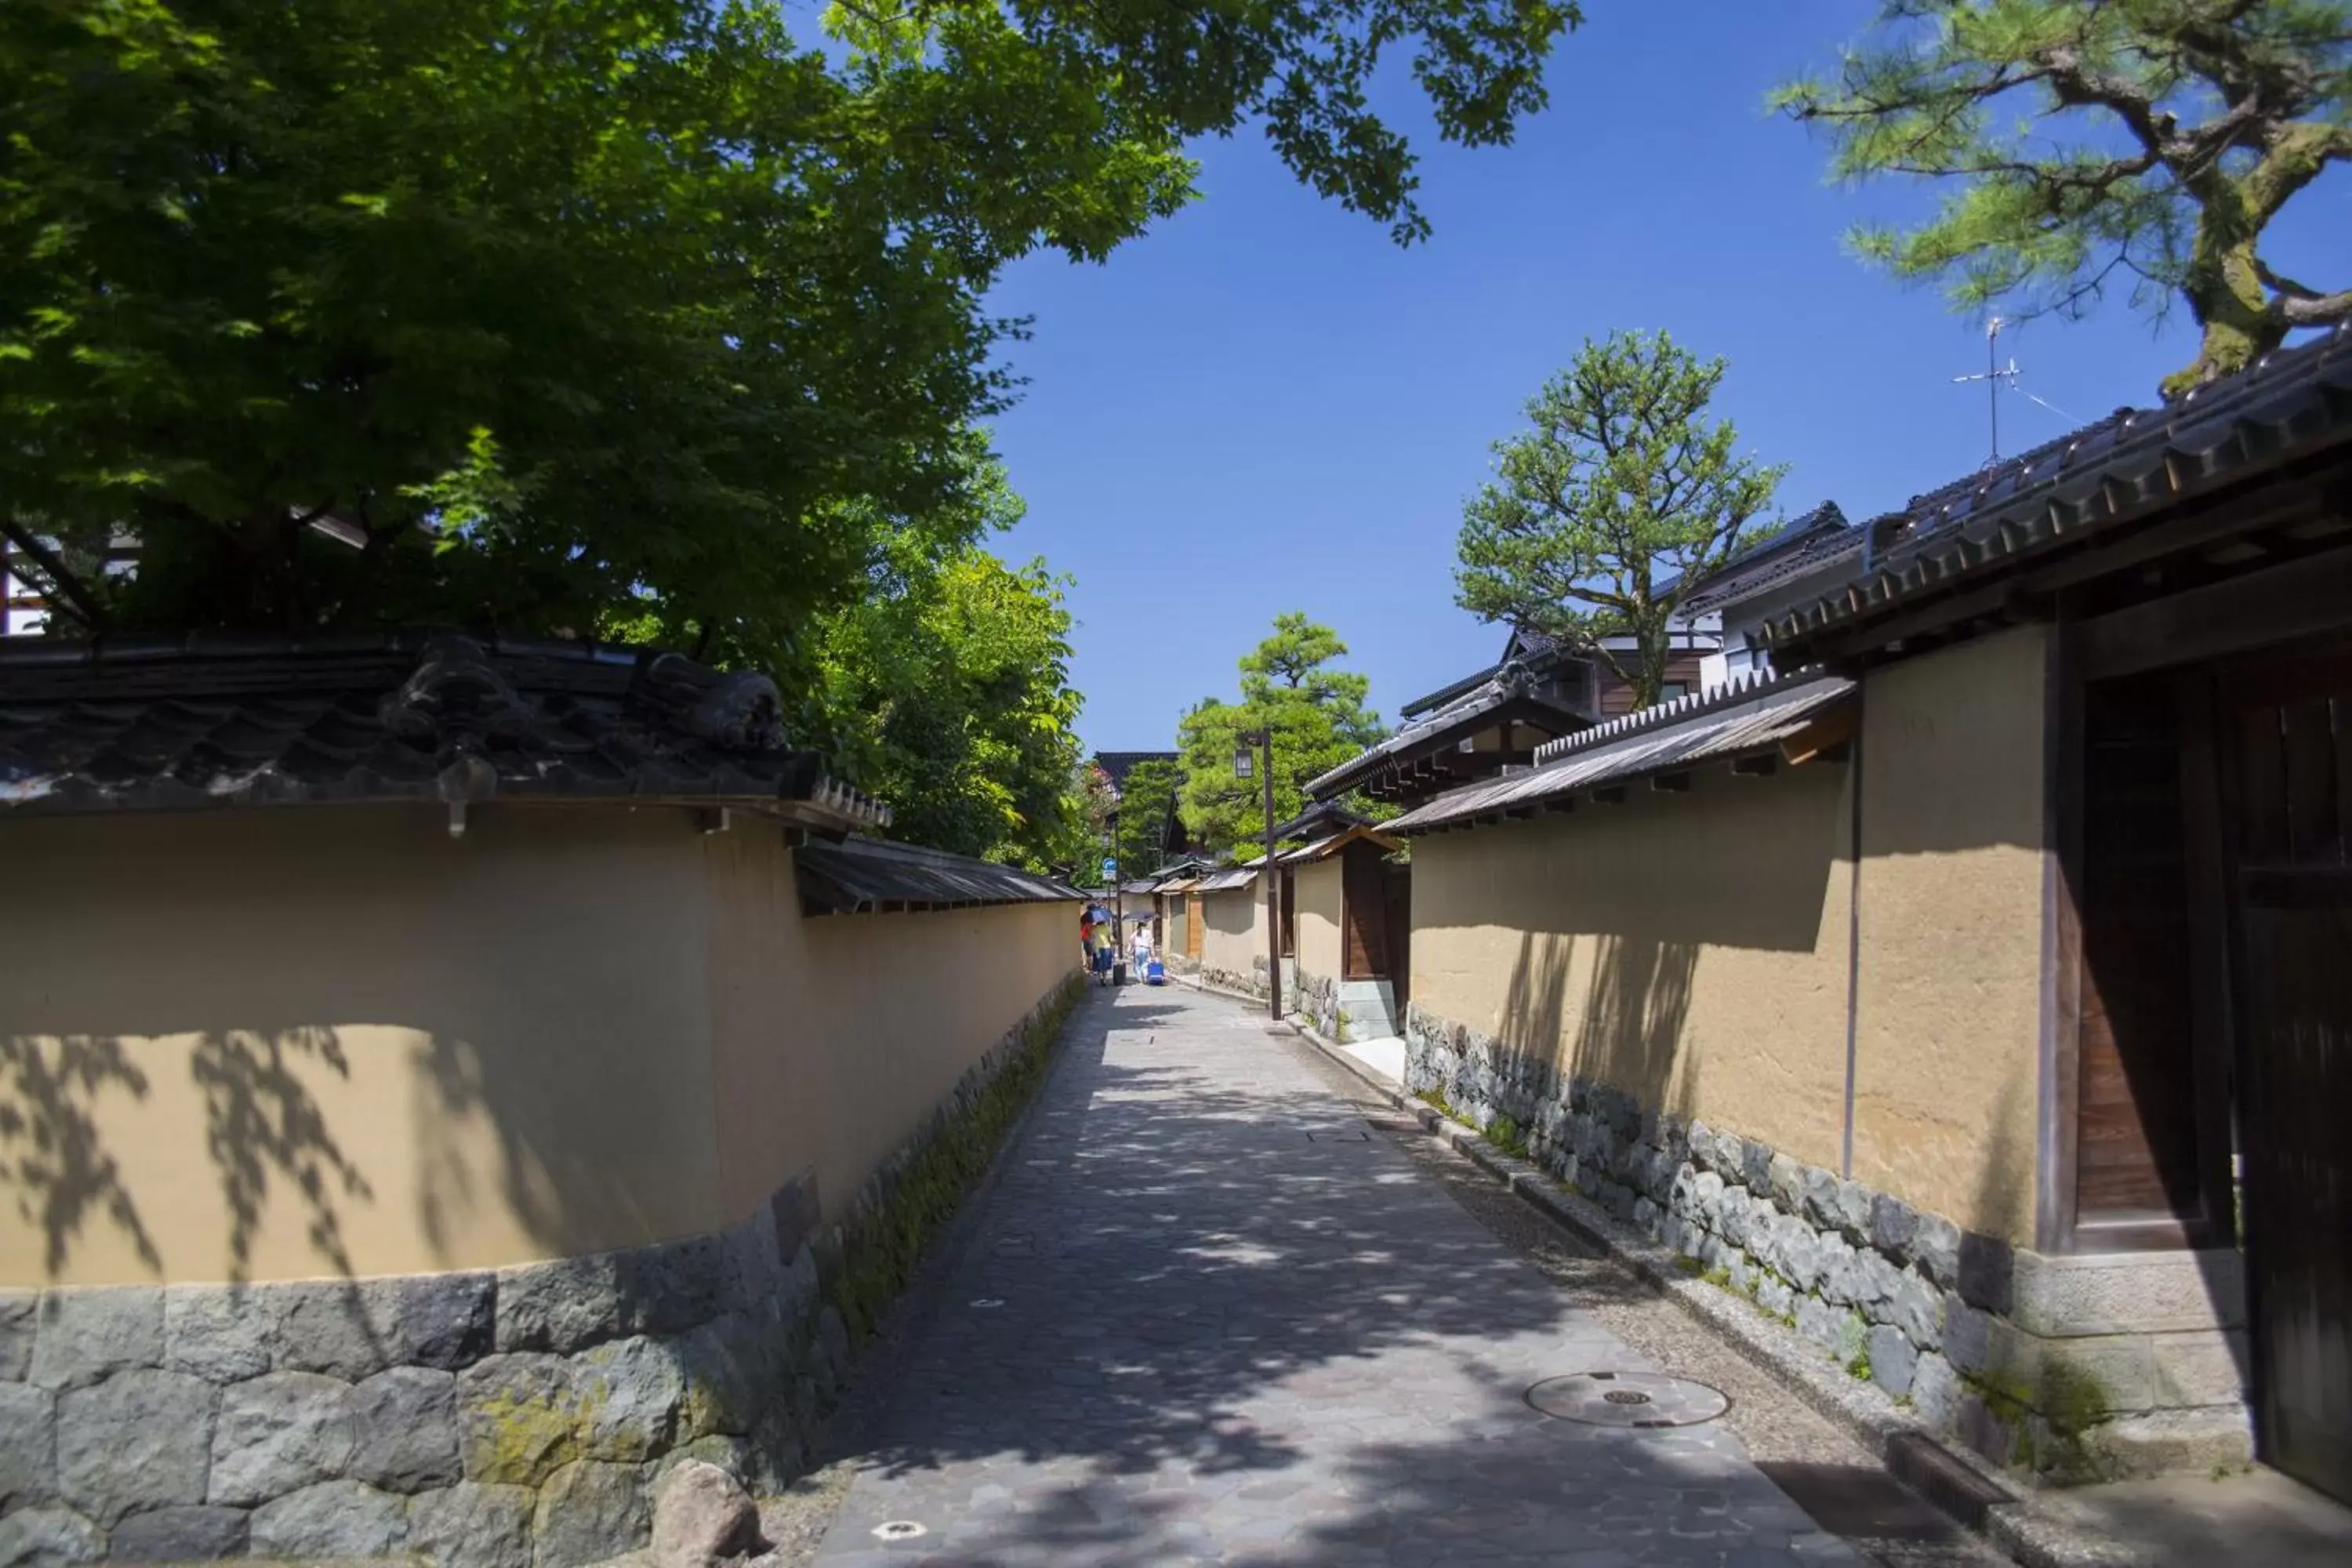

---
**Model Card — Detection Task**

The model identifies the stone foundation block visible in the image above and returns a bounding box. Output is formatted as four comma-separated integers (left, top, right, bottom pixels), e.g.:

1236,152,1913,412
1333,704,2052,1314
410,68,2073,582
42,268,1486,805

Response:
1911,1350,1962,1428
1912,1214,1961,1290
107,1504,249,1562
673,1315,771,1441
349,1367,462,1491
1887,1270,1942,1351
269,1280,394,1382
495,1255,622,1357
0,1292,38,1382
1868,1194,1918,1258
573,1337,684,1462
0,1382,56,1512
209,1370,356,1505
1956,1232,2016,1316
459,1354,588,1487
56,1369,216,1526
388,1272,497,1370
0,1504,103,1566
2151,1330,2252,1409
249,1479,406,1559
2071,1406,2253,1480
163,1285,270,1385
2010,1249,2245,1338
1867,1324,1918,1399
30,1290,163,1393
2039,1336,2158,1426
618,1236,725,1339
532,1461,647,1568
408,1480,535,1568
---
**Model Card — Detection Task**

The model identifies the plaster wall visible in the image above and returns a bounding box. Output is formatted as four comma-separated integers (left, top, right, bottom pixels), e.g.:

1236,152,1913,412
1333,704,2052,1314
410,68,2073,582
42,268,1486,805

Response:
1412,760,1854,1177
0,806,1077,1289
704,827,1074,1228
1292,859,1345,984
0,805,721,1287
1851,625,2049,1243
1196,883,1267,978
1408,626,2052,1241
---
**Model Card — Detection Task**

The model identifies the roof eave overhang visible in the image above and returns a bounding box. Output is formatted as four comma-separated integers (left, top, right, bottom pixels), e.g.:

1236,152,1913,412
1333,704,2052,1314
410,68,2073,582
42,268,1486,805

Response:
1305,692,1588,801
1766,336,2352,666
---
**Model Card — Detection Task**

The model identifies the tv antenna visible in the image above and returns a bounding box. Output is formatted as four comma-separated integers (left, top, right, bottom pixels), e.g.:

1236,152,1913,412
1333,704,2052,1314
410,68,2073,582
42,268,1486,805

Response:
1954,317,2076,466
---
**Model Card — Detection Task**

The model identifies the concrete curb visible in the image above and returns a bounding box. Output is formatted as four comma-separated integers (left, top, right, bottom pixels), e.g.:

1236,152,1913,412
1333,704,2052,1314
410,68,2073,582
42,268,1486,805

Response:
1270,1010,2140,1568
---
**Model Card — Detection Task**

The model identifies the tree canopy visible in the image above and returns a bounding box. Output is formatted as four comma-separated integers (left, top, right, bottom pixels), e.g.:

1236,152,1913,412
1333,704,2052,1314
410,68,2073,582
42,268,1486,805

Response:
1108,757,1184,875
1775,0,2352,394
1178,613,1385,853
1455,331,1785,708
1,0,1581,655
800,463,1084,869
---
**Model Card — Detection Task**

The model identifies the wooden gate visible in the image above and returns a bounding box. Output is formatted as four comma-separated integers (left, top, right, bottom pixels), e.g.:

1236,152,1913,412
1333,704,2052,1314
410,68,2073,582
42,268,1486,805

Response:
2224,644,2352,1505
1341,844,1388,980
1381,861,1411,1014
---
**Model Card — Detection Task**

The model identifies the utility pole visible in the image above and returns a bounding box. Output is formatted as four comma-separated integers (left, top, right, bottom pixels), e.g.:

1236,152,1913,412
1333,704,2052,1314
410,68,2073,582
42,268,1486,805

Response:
1235,729,1282,1021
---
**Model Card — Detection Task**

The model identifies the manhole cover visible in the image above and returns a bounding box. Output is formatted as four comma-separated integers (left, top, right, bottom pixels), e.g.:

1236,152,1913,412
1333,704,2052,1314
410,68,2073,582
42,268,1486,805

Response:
871,1520,928,1541
1525,1370,1729,1428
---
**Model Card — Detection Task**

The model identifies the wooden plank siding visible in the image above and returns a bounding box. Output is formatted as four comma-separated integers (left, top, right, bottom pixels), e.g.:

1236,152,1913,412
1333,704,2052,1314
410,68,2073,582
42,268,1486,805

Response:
2073,674,2209,1225
1596,653,1707,717
1341,842,1388,979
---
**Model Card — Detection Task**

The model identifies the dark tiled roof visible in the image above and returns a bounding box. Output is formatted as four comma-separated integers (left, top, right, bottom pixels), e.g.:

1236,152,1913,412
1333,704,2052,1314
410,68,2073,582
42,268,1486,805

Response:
1764,323,2352,652
1091,750,1178,791
1675,503,1857,615
1398,627,1567,719
1384,671,1855,836
1268,800,1367,840
0,630,887,831
794,835,1082,914
1308,660,1582,800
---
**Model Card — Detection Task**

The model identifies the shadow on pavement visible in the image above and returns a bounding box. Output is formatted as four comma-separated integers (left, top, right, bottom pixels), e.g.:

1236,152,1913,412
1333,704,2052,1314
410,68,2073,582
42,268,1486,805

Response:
810,987,1840,1566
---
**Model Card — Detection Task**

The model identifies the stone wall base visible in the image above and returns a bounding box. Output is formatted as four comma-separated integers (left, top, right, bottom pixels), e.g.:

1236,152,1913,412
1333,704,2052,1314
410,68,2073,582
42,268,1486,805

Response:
1295,970,1341,1040
1403,1003,2253,1486
1201,960,1269,1001
0,972,1084,1567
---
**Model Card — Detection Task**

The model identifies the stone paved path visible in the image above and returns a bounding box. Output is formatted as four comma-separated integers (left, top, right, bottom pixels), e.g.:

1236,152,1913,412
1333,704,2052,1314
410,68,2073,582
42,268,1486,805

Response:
813,985,1865,1567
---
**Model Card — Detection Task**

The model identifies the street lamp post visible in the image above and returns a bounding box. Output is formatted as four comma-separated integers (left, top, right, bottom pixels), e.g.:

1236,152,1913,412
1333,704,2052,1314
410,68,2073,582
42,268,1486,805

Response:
1233,731,1280,1021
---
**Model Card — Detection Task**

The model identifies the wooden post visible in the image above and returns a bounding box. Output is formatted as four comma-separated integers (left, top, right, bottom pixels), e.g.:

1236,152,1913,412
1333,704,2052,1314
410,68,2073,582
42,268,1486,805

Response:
1262,732,1281,1022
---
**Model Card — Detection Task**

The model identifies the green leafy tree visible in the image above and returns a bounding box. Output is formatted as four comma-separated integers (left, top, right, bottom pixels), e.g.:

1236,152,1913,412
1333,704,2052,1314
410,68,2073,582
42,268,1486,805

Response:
1774,2,2352,394
1454,331,1786,708
1178,614,1386,854
1,0,1581,647
1065,760,1120,882
804,466,1085,867
1110,757,1184,874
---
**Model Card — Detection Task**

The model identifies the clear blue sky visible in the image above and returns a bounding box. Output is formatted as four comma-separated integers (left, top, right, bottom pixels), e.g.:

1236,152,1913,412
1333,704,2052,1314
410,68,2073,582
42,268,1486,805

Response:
982,2,2351,753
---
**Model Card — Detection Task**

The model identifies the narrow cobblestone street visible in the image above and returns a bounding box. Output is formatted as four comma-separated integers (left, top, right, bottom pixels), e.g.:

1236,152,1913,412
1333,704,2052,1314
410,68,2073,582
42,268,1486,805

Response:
804,985,1993,1568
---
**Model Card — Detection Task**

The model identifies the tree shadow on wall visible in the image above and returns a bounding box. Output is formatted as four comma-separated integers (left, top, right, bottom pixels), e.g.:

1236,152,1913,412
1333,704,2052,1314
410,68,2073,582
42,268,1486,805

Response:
1496,928,1699,1123
191,1027,372,1280
0,1027,369,1283
0,1035,160,1277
